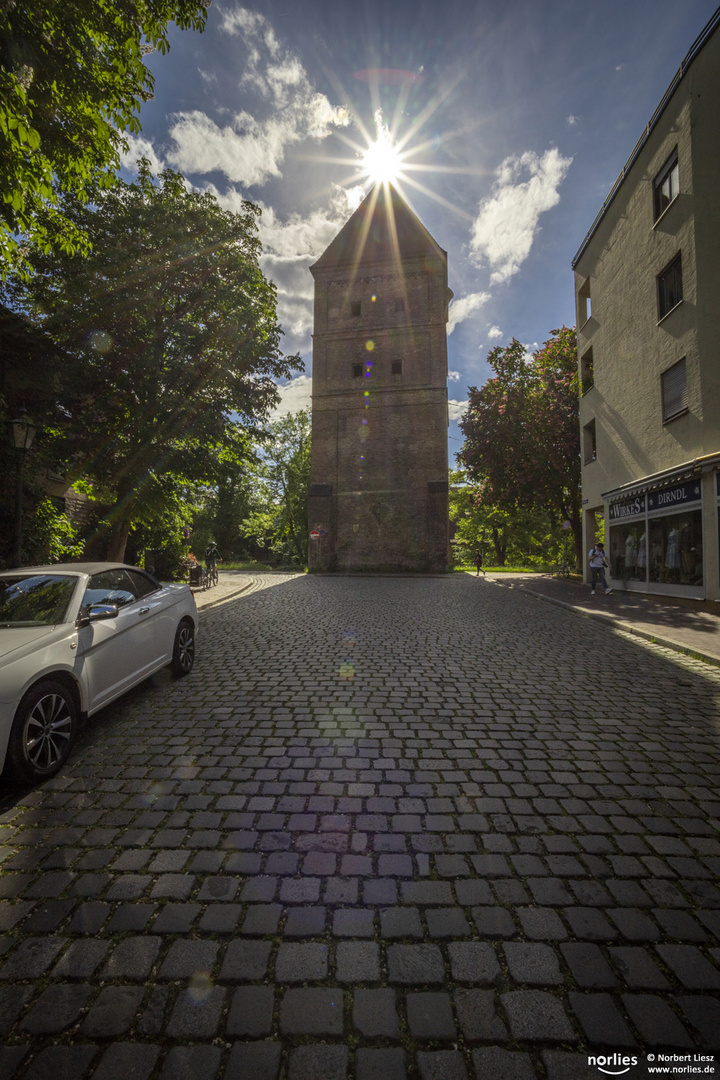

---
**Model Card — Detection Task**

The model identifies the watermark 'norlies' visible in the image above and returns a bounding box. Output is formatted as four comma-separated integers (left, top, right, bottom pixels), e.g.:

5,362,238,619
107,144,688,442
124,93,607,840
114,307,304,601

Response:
588,1054,639,1076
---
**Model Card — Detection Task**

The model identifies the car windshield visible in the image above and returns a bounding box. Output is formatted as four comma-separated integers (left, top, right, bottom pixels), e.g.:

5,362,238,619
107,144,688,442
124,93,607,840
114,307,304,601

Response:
0,574,78,627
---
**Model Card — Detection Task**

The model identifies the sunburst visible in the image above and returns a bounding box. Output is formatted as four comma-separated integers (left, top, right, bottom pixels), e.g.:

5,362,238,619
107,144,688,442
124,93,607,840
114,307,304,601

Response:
359,111,406,186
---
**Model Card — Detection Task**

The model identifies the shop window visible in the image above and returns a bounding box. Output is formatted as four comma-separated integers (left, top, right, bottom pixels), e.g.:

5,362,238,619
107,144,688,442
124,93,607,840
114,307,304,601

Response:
350,301,362,317
578,278,592,326
352,363,363,378
581,347,594,394
661,357,687,421
609,523,647,583
653,151,679,221
583,419,596,464
391,360,402,375
657,254,682,319
648,509,702,586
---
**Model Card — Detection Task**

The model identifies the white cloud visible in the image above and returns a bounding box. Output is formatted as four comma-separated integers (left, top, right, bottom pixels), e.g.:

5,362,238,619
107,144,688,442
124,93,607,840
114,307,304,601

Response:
166,6,350,187
566,115,580,126
203,183,363,353
448,399,469,422
448,370,461,381
487,325,502,340
258,186,364,261
119,134,165,174
447,291,491,335
261,186,365,351
270,374,313,418
469,147,572,284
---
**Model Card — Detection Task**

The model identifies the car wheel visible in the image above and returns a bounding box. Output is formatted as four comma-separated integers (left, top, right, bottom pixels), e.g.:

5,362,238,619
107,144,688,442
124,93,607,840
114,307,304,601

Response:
171,618,195,676
7,680,78,784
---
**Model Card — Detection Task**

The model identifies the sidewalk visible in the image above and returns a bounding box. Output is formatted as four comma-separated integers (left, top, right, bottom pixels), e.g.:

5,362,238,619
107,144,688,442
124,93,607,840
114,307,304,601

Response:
191,569,255,611
484,570,720,665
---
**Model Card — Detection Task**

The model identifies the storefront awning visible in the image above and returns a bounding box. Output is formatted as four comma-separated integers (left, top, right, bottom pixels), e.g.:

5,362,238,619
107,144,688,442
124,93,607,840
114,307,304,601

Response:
602,452,720,502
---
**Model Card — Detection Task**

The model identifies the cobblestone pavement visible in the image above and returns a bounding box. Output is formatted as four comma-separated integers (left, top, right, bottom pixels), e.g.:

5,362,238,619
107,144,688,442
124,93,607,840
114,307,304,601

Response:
1,574,719,1080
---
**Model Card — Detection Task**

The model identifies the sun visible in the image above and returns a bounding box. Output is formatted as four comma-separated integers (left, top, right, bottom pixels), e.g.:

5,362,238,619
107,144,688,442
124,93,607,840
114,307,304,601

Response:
359,110,406,186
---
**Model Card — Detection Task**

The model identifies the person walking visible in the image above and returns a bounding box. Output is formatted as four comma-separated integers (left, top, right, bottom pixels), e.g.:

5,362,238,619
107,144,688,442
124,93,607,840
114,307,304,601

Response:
474,549,485,576
588,541,612,595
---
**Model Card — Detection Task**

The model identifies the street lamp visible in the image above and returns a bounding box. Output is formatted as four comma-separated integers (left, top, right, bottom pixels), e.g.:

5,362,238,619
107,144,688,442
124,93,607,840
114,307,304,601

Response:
5,414,38,567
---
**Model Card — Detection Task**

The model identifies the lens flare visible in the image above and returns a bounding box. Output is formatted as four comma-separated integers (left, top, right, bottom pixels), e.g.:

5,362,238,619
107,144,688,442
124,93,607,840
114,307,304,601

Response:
187,971,213,1003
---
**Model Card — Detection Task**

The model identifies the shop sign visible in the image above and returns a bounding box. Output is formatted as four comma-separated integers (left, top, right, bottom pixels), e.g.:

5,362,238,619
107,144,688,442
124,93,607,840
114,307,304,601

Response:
647,480,701,512
609,494,646,521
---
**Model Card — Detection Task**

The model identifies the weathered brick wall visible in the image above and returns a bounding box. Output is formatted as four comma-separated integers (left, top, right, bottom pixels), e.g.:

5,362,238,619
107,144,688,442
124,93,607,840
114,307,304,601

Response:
309,239,451,572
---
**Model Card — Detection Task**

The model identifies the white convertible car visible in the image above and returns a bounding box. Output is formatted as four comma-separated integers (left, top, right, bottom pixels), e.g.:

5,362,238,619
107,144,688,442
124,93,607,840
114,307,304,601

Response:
0,563,198,784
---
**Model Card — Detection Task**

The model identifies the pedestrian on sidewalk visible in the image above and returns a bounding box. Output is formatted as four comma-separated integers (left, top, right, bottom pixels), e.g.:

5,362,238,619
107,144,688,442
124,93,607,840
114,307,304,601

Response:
589,541,612,595
474,549,485,576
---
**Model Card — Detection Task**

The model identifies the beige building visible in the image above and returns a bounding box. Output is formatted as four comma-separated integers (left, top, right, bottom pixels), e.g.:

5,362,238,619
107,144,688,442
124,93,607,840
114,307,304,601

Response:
307,183,451,572
574,7,720,600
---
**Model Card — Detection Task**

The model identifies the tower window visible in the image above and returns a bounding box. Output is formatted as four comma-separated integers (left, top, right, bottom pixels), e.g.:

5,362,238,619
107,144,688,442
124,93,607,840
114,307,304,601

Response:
352,363,363,378
391,361,403,375
350,301,362,317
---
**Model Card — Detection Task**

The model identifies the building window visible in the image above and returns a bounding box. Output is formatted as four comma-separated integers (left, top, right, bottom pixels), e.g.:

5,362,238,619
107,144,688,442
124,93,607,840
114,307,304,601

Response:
583,419,596,464
662,357,687,421
352,363,363,378
391,360,402,375
578,278,591,326
653,151,679,221
648,509,702,586
580,347,594,394
394,298,405,313
657,254,682,319
350,301,362,317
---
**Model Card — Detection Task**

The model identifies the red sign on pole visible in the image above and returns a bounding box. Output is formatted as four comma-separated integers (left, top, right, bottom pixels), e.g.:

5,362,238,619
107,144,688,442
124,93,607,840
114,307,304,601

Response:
310,530,320,540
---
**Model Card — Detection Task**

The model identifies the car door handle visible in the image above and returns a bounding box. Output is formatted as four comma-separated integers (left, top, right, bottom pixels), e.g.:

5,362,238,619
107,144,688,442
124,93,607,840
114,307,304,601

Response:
138,607,151,615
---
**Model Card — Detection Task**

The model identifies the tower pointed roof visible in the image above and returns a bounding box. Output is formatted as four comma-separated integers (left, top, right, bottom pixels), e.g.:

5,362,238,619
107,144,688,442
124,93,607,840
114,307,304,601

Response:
311,183,445,273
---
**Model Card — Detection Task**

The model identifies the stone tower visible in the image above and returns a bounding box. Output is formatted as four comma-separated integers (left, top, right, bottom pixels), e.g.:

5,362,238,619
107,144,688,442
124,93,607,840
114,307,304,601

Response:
308,183,451,572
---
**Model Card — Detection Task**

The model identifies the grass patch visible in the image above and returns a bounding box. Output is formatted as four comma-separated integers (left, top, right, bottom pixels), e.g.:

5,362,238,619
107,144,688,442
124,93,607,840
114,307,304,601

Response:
454,563,550,574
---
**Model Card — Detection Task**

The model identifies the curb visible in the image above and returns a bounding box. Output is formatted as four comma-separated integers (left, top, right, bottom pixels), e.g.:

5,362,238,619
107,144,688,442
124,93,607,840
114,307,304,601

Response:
193,580,254,612
492,579,720,668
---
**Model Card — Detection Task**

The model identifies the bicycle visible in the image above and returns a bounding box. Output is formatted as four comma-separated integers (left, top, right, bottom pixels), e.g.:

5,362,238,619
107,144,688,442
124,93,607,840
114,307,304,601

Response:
206,562,219,587
187,562,208,589
551,559,572,578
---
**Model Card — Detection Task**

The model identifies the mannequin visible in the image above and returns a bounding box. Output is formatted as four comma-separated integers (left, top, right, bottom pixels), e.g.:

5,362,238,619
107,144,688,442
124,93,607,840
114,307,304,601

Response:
665,527,681,569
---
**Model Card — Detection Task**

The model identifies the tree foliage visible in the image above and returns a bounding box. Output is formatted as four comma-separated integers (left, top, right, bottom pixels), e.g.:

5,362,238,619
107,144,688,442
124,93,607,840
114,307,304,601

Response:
0,0,208,273
450,469,565,568
240,410,311,567
5,162,299,560
459,327,582,565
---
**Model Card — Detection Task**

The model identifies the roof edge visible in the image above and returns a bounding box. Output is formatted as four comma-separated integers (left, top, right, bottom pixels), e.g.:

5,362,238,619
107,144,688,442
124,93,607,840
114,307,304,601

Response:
572,4,720,270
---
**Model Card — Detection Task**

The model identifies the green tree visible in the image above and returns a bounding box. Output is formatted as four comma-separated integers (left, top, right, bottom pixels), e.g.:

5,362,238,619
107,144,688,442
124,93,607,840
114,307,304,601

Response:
450,469,563,568
6,162,299,560
241,410,311,567
459,328,582,566
0,0,208,274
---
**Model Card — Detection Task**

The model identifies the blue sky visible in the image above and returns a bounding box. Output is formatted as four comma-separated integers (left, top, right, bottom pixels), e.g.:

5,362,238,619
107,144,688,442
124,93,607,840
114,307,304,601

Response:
123,0,717,457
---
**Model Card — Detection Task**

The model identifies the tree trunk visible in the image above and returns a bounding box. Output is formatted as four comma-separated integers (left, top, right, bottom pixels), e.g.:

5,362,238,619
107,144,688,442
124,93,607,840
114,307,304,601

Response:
105,518,131,562
492,527,507,566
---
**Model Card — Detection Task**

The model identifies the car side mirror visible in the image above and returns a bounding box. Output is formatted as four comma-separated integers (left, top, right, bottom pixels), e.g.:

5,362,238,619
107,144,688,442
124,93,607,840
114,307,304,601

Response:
77,602,119,627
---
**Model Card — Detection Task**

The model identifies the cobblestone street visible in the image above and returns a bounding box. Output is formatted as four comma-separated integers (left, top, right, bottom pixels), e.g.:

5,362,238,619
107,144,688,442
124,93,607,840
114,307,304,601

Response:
1,573,719,1080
